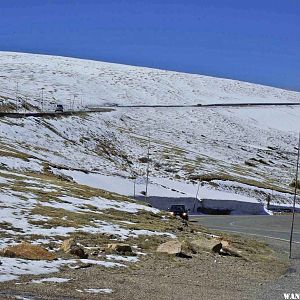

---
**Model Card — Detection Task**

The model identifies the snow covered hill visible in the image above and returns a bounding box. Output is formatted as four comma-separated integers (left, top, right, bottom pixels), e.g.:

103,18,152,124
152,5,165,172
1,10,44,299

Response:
2,51,300,280
1,51,300,212
0,51,299,108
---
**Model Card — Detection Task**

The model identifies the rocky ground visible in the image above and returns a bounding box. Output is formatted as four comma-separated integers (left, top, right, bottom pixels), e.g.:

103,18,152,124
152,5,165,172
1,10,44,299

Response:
0,220,288,300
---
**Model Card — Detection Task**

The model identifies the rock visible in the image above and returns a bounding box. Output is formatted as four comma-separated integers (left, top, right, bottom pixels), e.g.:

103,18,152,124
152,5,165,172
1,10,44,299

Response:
61,238,76,253
72,263,93,269
220,241,242,257
221,240,230,248
245,160,257,167
157,240,192,258
290,179,300,189
107,243,133,254
138,157,151,163
176,252,192,259
0,242,56,260
190,237,221,253
69,245,88,259
212,240,230,253
156,240,182,255
211,240,242,257
60,238,88,259
212,243,223,253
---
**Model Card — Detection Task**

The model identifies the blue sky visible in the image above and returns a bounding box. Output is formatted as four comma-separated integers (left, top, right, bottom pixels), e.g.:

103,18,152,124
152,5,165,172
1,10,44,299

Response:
0,0,299,91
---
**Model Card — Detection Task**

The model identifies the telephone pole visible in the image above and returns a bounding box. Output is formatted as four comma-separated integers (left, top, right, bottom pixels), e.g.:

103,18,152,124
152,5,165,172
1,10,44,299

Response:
144,132,151,202
193,181,201,212
73,95,76,111
133,177,136,200
289,132,300,259
41,88,45,112
15,82,19,112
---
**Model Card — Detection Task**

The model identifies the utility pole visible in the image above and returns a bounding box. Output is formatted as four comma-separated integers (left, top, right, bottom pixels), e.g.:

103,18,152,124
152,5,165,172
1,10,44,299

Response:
73,95,76,111
193,181,201,212
41,88,44,112
15,82,19,112
24,97,27,116
133,177,136,200
144,132,151,202
289,132,300,259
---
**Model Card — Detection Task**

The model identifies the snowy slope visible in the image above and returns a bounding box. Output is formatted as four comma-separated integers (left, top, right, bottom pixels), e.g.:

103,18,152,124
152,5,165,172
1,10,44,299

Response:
0,51,299,108
0,51,300,210
5,52,300,283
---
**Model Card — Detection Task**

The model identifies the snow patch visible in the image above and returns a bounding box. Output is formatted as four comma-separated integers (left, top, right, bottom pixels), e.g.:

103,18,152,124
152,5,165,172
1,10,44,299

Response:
31,277,70,284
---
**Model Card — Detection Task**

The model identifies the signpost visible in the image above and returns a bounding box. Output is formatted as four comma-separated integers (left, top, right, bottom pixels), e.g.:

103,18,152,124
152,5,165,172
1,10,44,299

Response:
289,132,300,259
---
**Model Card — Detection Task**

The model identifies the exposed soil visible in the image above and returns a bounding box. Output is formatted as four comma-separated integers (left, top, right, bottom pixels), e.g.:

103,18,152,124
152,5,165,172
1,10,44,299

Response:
0,232,288,300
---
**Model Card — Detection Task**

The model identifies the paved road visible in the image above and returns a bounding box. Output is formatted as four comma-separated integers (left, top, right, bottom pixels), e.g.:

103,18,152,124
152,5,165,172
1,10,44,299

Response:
0,108,115,118
117,102,300,108
192,215,300,245
192,215,300,299
2,102,300,118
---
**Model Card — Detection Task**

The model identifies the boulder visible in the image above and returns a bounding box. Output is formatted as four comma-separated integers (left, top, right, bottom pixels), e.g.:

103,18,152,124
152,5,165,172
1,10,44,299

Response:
60,238,88,259
106,243,133,254
220,241,242,257
69,245,88,259
212,243,223,253
60,238,76,253
156,240,182,255
0,242,56,260
190,237,222,253
138,157,151,163
201,239,241,257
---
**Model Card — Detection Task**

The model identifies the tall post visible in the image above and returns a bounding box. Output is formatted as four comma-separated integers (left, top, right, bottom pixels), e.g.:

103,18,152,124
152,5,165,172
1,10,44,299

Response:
144,132,151,202
74,95,77,110
289,132,300,259
24,96,27,116
193,181,201,212
15,82,19,112
133,177,136,200
41,88,44,111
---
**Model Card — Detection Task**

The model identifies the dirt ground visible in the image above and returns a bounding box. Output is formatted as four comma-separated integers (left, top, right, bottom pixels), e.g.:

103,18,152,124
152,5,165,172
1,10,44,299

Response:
0,245,287,300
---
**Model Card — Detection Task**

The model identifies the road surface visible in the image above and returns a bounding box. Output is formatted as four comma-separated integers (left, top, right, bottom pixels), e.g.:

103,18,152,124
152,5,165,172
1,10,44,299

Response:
116,102,300,108
191,215,300,245
1,102,300,118
0,107,115,118
192,215,300,299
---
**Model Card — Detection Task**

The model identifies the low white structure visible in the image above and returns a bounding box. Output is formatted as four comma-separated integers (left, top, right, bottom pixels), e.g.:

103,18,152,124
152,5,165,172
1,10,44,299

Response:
200,198,267,215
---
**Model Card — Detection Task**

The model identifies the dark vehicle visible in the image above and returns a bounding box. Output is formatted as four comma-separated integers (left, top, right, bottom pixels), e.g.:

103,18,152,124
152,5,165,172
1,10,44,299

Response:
55,104,64,112
169,204,189,221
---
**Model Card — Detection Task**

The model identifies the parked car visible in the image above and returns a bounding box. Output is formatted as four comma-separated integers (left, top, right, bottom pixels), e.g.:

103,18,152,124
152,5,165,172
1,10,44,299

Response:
169,204,189,221
55,104,64,112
